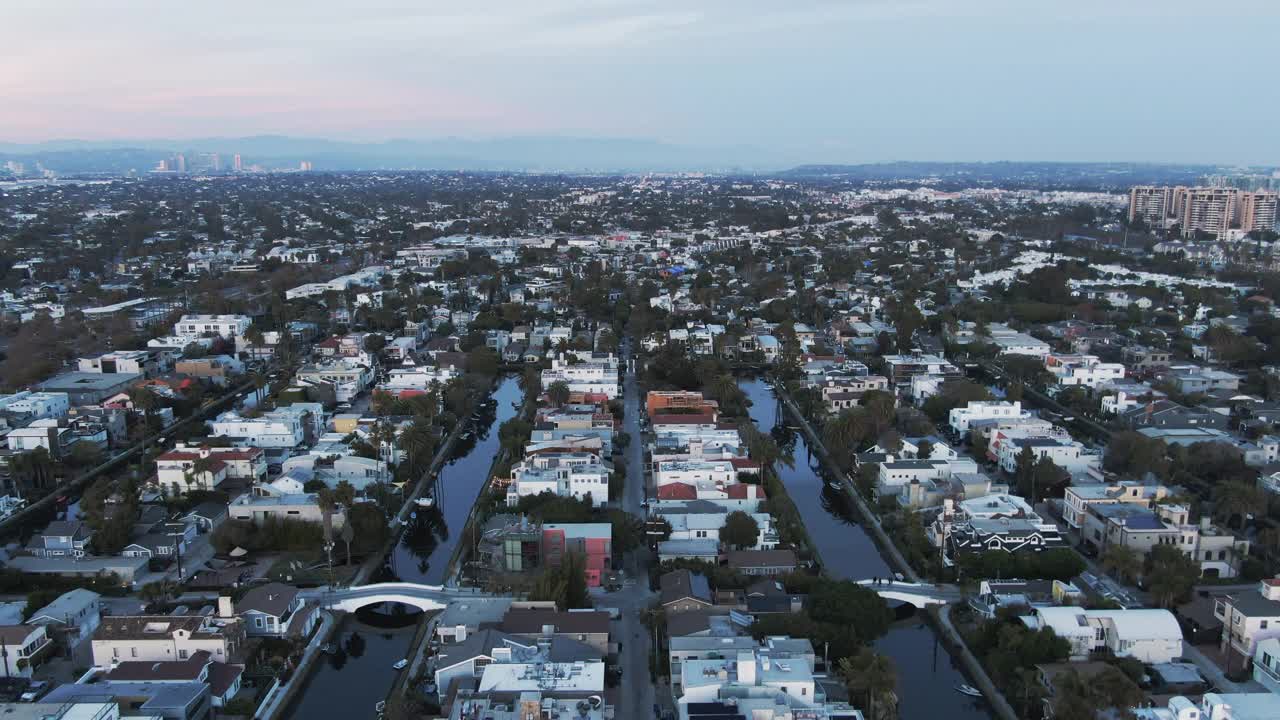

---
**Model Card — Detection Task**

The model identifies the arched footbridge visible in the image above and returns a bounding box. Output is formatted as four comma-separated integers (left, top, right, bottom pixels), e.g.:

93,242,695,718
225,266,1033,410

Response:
302,580,960,612
852,580,964,608
301,583,493,613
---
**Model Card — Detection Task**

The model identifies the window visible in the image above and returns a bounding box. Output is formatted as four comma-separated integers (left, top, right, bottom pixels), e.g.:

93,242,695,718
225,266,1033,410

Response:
130,648,137,657
179,649,189,659
113,648,119,658
1263,621,1270,630
255,617,265,628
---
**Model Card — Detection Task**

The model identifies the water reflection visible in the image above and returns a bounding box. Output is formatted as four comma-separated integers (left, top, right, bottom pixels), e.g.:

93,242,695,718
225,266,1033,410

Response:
281,612,418,720
390,376,523,584
737,378,990,720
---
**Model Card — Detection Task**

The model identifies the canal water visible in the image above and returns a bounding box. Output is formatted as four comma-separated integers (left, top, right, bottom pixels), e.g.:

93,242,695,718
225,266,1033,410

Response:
282,612,420,720
737,378,990,720
283,376,523,718
390,375,523,584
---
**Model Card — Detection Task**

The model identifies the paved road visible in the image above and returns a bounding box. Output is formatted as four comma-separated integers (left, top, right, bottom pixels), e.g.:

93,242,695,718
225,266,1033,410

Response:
1181,642,1266,694
617,336,656,720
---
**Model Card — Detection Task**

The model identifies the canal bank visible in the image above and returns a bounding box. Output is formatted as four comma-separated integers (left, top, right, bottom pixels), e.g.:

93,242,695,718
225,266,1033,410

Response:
280,610,422,720
390,375,523,585
277,375,523,719
737,378,998,720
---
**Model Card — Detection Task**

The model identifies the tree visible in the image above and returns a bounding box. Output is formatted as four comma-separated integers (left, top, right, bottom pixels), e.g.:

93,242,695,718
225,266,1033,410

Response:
1104,431,1170,480
67,440,104,468
363,333,386,354
839,648,898,720
809,580,893,644
1145,544,1200,608
1212,481,1264,529
399,419,436,481
915,439,933,460
1100,545,1141,584
546,380,571,406
719,511,760,550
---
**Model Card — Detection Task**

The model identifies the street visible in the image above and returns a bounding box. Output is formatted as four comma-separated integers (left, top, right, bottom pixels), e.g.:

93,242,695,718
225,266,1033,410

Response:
617,337,657,720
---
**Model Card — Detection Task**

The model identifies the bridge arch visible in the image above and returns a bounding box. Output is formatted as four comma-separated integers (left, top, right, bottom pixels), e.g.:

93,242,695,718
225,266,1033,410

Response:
852,580,960,608
311,582,471,613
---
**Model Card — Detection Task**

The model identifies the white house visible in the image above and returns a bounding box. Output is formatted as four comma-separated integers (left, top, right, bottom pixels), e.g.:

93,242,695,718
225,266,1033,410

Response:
173,314,251,339
1023,607,1183,663
1045,354,1126,388
0,391,70,420
949,400,1030,436
208,408,309,448
506,452,611,507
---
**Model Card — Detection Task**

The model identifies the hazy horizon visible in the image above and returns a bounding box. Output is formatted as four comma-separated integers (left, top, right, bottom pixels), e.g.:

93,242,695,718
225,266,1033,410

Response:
6,1,1280,165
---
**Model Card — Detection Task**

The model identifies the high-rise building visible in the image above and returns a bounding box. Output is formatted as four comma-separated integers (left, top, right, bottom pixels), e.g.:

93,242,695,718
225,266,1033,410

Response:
1128,186,1174,228
233,154,243,172
1237,191,1279,234
210,153,221,172
1179,187,1234,238
175,154,187,173
299,160,313,172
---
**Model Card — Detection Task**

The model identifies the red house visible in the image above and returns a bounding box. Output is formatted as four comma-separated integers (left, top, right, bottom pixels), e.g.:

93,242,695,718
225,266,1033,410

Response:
542,522,612,587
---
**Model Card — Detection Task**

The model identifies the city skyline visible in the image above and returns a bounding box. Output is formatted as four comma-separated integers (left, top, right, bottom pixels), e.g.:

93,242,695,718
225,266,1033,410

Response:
5,0,1280,166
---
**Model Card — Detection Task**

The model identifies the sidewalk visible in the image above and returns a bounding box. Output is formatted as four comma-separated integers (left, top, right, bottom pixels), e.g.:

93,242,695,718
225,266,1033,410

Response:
1181,642,1265,694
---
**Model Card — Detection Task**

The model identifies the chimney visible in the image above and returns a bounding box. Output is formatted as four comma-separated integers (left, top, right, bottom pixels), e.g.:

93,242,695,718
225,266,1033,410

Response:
217,596,234,618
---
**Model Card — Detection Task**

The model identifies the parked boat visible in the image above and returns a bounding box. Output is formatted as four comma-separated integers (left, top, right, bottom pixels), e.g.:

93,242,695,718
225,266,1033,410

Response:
414,496,435,508
393,659,408,670
955,684,982,697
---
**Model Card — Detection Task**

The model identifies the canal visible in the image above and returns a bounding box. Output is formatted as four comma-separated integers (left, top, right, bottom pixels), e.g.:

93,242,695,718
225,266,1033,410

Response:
737,378,990,720
282,375,523,720
282,611,420,720
390,375,524,585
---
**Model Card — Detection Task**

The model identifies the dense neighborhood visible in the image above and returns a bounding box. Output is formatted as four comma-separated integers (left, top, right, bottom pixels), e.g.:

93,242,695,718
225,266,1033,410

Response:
0,166,1278,720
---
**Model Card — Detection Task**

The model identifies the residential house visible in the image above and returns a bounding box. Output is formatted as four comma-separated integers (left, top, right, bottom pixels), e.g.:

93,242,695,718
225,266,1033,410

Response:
1024,607,1183,663
91,615,244,666
499,608,612,656
1214,578,1280,672
28,520,91,558
660,570,713,614
227,584,318,639
103,650,243,709
24,588,101,650
0,624,53,677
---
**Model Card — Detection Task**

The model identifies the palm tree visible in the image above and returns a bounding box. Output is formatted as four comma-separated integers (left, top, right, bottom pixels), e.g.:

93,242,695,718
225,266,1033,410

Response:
838,648,898,720
400,420,437,480
189,455,220,492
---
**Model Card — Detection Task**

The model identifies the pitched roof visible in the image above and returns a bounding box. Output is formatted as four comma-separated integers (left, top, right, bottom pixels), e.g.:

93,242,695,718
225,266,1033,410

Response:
725,549,798,569
236,582,301,618
659,569,712,606
500,608,610,636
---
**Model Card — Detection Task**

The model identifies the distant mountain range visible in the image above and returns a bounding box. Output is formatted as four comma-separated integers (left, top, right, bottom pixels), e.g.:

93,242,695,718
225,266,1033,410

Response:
0,136,1270,183
0,135,786,174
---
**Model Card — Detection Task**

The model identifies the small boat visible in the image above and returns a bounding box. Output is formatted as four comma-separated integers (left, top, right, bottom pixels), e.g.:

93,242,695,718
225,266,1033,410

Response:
414,496,435,508
955,684,982,697
825,481,842,490
320,642,337,654
393,659,409,670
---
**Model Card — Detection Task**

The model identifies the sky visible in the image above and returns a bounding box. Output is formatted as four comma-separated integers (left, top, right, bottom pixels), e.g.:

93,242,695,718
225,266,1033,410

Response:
4,0,1279,165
